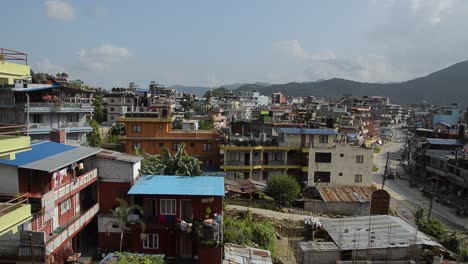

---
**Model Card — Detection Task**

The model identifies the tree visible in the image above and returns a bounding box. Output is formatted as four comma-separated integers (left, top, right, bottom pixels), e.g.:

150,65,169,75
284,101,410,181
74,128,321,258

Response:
87,119,102,147
108,198,145,252
265,172,301,204
93,90,106,124
109,252,165,264
107,123,125,143
139,144,202,176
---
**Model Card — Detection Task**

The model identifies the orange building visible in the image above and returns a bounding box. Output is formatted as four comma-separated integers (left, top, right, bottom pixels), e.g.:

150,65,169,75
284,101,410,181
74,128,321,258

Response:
118,113,221,170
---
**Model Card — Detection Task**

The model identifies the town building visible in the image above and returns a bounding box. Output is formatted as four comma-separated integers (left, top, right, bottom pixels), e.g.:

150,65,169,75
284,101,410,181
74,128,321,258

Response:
272,91,286,105
0,48,31,87
118,112,221,171
298,215,445,263
124,175,224,264
105,88,142,124
0,133,100,263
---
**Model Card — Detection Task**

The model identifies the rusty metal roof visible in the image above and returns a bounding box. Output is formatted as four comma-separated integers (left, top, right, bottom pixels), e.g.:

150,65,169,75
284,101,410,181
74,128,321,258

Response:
318,186,376,203
225,179,267,194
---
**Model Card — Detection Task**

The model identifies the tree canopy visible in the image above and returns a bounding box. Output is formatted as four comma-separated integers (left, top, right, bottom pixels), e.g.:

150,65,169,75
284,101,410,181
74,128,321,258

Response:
108,252,165,264
139,144,202,176
265,172,301,204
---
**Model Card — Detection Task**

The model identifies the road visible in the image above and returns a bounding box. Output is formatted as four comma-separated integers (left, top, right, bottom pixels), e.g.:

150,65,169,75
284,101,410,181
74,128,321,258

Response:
373,127,468,231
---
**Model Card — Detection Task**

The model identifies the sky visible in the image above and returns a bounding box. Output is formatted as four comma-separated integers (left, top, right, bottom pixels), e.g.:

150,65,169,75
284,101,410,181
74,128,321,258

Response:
2,0,468,88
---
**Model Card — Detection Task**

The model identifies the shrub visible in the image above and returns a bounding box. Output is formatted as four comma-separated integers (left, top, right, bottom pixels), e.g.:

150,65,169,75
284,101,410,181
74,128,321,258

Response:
266,172,301,204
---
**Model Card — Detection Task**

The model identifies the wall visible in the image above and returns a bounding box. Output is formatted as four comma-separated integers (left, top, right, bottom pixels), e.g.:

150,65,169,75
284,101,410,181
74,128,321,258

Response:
96,158,134,182
0,164,19,193
0,61,31,85
98,182,131,212
304,200,370,216
307,145,373,187
300,249,339,264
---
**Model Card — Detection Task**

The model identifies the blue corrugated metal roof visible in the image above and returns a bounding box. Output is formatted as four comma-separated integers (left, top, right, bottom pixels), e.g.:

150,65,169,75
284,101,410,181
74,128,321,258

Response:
279,128,339,135
426,138,463,145
128,175,225,196
11,83,60,92
0,141,76,166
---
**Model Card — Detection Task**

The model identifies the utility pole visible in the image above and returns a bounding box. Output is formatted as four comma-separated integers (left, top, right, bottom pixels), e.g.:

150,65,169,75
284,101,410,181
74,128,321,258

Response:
427,179,439,220
381,152,390,189
29,233,35,264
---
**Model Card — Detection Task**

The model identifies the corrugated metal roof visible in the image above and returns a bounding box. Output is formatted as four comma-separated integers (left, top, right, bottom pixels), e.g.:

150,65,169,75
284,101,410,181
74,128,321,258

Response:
318,186,376,203
279,128,339,135
19,146,101,172
128,175,225,196
225,179,267,194
426,138,463,145
0,141,76,167
322,215,441,251
96,150,143,163
223,243,272,264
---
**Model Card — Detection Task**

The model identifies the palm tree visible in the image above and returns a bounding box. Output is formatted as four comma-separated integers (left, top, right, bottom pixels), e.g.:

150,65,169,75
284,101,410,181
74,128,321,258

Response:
109,198,145,252
140,144,202,176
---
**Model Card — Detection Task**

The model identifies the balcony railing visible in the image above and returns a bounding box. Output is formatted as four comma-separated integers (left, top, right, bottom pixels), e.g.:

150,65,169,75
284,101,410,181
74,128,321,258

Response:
54,168,98,203
45,203,99,254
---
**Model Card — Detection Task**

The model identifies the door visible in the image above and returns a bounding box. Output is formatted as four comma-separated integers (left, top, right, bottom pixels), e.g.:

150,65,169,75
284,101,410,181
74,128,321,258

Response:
244,153,250,165
180,200,192,222
179,234,192,258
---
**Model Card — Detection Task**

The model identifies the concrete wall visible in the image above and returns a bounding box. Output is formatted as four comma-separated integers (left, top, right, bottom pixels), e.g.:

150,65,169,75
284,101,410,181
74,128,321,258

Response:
307,145,373,187
96,157,136,182
0,61,31,85
304,200,370,216
352,246,421,262
301,249,339,264
0,164,19,193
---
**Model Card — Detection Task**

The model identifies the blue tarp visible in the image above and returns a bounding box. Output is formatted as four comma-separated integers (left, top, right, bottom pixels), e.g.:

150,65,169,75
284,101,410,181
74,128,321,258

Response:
0,141,76,166
128,175,225,196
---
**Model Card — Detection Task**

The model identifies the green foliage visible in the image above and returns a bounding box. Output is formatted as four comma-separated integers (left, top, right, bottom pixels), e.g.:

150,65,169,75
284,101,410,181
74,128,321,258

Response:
205,207,212,219
139,144,202,176
92,90,106,124
204,87,229,98
223,212,276,253
199,118,214,130
109,198,145,252
266,172,301,204
106,123,125,144
87,119,102,147
109,252,165,264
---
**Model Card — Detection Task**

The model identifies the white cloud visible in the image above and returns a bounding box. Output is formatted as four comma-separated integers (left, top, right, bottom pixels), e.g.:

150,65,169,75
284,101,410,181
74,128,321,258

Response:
274,40,336,61
35,59,65,74
408,0,457,25
45,0,75,22
78,44,129,72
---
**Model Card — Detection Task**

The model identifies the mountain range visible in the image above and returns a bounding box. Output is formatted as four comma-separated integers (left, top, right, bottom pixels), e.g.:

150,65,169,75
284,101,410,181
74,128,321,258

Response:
234,60,468,106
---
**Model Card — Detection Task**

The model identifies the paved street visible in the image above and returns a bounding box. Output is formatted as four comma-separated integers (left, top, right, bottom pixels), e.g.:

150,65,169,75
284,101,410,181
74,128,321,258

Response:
373,127,468,231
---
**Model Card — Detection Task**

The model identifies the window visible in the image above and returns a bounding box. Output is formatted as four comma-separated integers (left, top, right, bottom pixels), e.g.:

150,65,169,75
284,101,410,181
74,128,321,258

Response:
319,135,328,143
132,124,141,133
339,173,343,176
190,143,195,147
110,116,115,121
202,143,212,152
110,99,115,103
132,142,142,151
273,152,282,161
110,107,115,112
144,199,157,218
142,234,159,249
159,143,164,147
229,152,240,161
127,107,131,111
314,171,331,183
67,114,79,122
340,153,344,157
126,98,131,104
354,174,363,182
160,199,176,215
172,143,180,151
32,114,42,123
315,152,332,163
60,199,71,214
356,155,364,163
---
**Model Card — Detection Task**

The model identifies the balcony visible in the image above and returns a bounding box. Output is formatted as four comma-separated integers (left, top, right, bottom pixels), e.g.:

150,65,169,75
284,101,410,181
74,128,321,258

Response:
0,195,32,236
26,102,93,113
46,203,99,254
54,168,98,204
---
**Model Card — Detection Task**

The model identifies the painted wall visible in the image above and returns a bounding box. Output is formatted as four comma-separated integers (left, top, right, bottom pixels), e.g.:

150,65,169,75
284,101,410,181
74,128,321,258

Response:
0,61,31,85
307,145,373,187
0,164,19,193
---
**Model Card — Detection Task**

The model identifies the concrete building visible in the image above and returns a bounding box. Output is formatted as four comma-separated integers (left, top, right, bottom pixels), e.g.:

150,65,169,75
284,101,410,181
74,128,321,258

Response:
118,112,221,171
300,215,444,263
0,83,94,144
0,138,100,263
126,175,225,264
0,48,31,86
105,88,139,124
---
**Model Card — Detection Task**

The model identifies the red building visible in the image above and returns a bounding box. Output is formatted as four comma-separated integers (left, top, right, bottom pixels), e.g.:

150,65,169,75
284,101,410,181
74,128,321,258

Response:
119,175,225,264
272,92,286,105
0,139,101,263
